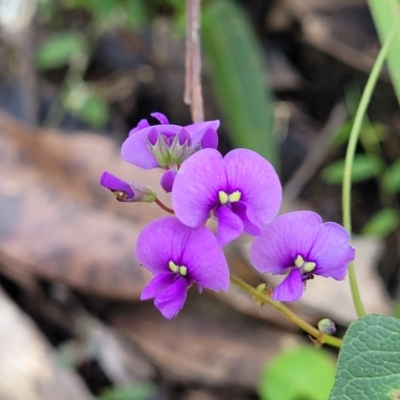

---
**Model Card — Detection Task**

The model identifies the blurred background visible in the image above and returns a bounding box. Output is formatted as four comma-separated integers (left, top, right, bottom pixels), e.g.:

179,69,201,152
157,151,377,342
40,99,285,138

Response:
0,0,399,399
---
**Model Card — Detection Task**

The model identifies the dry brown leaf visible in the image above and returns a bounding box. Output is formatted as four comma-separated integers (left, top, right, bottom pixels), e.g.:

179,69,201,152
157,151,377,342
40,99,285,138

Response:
0,286,92,400
109,291,303,389
0,111,167,299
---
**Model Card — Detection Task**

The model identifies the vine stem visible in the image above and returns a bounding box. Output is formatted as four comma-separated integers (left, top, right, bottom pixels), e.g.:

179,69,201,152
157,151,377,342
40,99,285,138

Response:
155,198,175,214
230,275,342,348
342,17,399,318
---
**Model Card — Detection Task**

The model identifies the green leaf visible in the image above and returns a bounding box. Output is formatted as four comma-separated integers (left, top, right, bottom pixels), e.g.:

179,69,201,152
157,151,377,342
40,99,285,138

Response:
367,0,400,108
35,31,87,70
329,314,400,400
383,158,400,194
259,346,336,400
202,0,278,169
322,154,383,185
63,85,109,128
362,208,400,237
98,382,156,400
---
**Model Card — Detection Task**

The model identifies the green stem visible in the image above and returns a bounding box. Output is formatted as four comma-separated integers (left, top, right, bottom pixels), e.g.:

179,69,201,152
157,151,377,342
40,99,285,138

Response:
342,18,399,318
230,275,342,348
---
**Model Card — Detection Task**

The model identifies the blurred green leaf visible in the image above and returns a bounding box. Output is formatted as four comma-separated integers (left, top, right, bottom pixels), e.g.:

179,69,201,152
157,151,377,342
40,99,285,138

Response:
63,85,109,128
362,208,400,237
322,154,383,184
383,158,400,194
259,346,336,400
98,382,156,400
367,0,400,108
35,31,87,70
202,0,278,169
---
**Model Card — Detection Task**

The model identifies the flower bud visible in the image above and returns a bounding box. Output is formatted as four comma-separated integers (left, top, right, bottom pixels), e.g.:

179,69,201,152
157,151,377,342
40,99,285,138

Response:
99,171,156,203
147,129,171,167
318,318,336,335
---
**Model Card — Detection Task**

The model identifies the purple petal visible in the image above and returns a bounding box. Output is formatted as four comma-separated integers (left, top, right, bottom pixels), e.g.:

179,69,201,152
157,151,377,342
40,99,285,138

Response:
129,118,150,136
185,120,220,146
180,225,229,291
310,222,355,280
250,211,323,274
224,149,281,226
178,128,191,145
160,170,177,193
172,149,226,227
272,269,304,302
216,206,244,246
200,128,218,149
136,217,193,274
140,272,176,300
150,112,169,125
121,125,181,169
232,201,262,236
154,277,188,319
99,171,135,200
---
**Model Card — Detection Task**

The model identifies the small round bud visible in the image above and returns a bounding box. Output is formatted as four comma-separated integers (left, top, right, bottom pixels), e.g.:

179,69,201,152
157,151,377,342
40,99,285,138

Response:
318,318,336,335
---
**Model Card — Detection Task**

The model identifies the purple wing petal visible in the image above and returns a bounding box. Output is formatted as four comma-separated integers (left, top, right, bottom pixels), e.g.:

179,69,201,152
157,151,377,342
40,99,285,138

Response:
272,269,304,302
185,120,220,146
121,128,159,169
140,272,175,300
180,226,229,291
154,277,188,319
216,205,244,246
136,217,192,274
200,128,218,149
99,171,135,200
121,125,182,169
129,119,150,136
310,222,355,280
232,201,262,236
160,170,177,193
250,211,323,274
172,149,226,227
150,112,169,125
224,149,282,226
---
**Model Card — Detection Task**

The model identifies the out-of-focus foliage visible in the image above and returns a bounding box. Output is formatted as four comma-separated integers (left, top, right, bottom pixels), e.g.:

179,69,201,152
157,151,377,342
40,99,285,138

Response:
202,0,278,169
362,208,400,237
322,154,384,184
259,346,336,400
35,31,87,70
36,0,149,128
97,382,157,400
367,0,400,108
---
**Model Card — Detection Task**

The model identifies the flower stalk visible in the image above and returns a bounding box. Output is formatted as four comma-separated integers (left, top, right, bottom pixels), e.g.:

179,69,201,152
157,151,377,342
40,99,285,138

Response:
230,274,343,348
342,16,399,318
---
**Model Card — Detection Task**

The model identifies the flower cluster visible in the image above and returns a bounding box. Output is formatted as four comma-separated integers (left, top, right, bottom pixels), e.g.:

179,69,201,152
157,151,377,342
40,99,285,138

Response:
100,113,355,318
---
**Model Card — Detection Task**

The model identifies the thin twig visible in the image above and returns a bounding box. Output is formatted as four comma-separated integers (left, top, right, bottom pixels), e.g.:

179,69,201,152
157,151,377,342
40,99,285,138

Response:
184,0,204,122
283,102,348,206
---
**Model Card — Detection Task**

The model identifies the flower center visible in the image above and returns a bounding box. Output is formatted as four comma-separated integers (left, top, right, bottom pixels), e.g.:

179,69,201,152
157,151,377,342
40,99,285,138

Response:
294,255,316,273
168,260,187,276
218,190,241,205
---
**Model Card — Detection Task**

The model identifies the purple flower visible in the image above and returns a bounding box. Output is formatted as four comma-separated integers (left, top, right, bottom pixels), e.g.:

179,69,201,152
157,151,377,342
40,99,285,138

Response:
249,211,355,302
171,148,282,246
121,113,219,191
136,217,229,319
99,171,156,203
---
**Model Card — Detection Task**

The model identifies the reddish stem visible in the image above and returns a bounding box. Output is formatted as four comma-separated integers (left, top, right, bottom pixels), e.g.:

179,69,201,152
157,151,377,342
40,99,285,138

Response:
155,198,175,214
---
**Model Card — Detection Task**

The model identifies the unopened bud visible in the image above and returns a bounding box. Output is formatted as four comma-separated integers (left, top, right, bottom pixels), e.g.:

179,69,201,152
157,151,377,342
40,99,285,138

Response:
99,171,156,203
318,318,336,335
